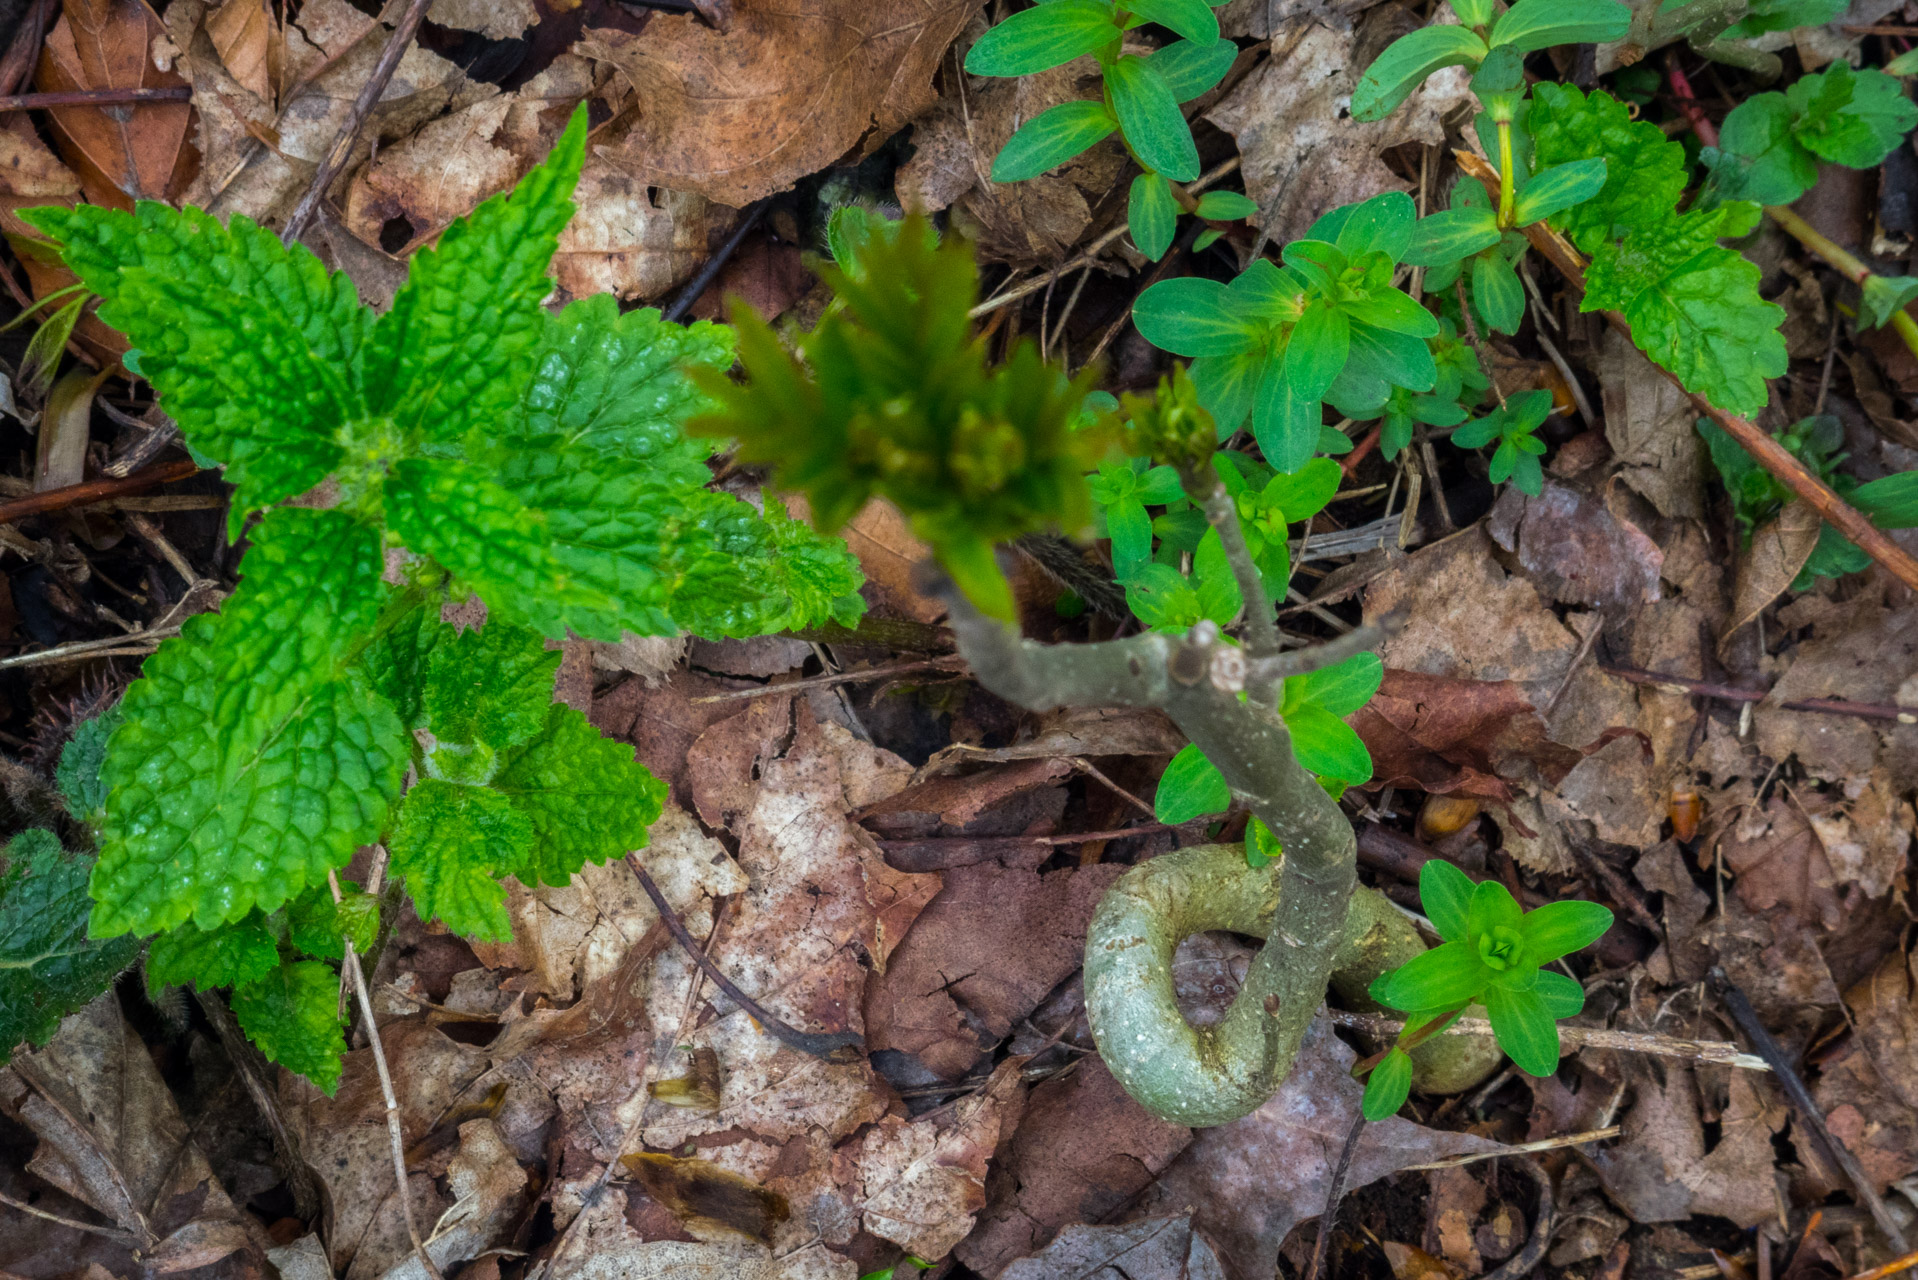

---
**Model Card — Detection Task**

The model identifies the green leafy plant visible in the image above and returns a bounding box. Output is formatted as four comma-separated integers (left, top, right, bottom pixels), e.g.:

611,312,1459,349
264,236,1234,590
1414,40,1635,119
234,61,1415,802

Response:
13,107,866,1087
1360,861,1612,1119
1703,61,1918,205
1132,191,1438,474
689,213,1105,622
1452,388,1551,496
964,0,1241,259
1336,321,1489,463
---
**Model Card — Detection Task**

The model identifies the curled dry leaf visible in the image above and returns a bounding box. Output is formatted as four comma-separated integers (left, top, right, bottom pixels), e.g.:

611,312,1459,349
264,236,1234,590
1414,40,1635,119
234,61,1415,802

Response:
426,0,537,40
374,1120,529,1280
1723,501,1822,655
581,0,979,207
35,0,198,209
1587,1060,1784,1228
1596,329,1707,520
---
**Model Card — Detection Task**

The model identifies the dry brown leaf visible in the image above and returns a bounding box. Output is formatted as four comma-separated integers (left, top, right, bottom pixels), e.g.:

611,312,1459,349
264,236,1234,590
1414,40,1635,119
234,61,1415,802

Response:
1755,594,1918,786
373,1120,529,1280
1137,1019,1507,1280
1596,329,1707,520
1845,948,1918,1112
569,1238,856,1280
1484,481,1663,614
1000,1213,1231,1279
958,1059,1192,1275
1204,19,1469,247
582,0,979,207
1589,1061,1783,1228
427,0,536,40
1719,794,1843,931
922,706,1186,773
204,0,270,100
851,1055,1026,1258
1723,501,1821,652
36,0,197,209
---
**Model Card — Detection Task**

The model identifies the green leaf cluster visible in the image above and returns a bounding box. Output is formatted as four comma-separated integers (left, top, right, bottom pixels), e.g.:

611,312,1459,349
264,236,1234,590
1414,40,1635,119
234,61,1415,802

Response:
691,215,1105,622
1704,62,1918,206
1528,84,1787,417
1134,192,1438,474
1335,321,1489,463
1361,861,1611,1118
966,0,1238,258
1453,388,1551,496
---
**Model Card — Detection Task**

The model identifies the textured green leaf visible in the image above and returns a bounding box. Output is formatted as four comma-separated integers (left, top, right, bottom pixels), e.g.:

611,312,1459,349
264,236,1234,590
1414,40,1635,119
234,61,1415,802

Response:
1129,171,1179,262
1361,1047,1413,1120
1484,984,1559,1076
286,880,378,961
422,621,560,754
364,106,587,446
1150,37,1236,102
357,600,441,731
1419,860,1475,944
1154,743,1231,823
1108,56,1200,181
57,706,122,824
1705,95,1810,206
1529,84,1688,252
93,510,407,938
145,913,281,993
1351,25,1487,122
492,703,665,886
232,959,347,1093
1791,63,1917,169
509,294,729,477
388,780,530,941
965,0,1118,76
754,495,867,631
1517,899,1613,962
1584,206,1786,417
0,831,137,1061
995,101,1119,182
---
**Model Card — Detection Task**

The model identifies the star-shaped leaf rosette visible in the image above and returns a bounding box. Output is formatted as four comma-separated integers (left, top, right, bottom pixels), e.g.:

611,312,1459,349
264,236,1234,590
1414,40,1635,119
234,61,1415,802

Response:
1359,860,1613,1120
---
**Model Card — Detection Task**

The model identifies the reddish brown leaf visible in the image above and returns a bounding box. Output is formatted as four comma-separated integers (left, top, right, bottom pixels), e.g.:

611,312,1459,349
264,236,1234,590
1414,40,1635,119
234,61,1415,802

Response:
35,0,197,209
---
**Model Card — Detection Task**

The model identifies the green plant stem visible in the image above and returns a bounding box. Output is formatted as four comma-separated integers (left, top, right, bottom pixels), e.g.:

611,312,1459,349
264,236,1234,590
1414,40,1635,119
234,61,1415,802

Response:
1765,204,1918,365
1496,121,1516,228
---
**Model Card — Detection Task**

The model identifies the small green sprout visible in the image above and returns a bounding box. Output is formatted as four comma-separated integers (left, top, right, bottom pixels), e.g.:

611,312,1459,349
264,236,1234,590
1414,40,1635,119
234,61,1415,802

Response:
1359,860,1612,1120
1452,388,1551,496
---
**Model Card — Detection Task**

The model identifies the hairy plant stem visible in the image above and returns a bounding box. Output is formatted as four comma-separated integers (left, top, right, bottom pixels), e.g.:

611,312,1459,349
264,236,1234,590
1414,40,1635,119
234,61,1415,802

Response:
933,571,1497,1124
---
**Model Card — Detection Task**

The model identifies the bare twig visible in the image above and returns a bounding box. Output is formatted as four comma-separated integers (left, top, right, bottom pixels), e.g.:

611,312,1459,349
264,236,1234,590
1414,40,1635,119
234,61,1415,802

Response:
628,857,862,1062
1455,148,1918,592
0,459,198,525
1400,1127,1622,1171
330,870,445,1280
0,627,179,670
1323,1009,1769,1070
1709,967,1910,1252
968,157,1243,318
1305,1112,1368,1280
0,1188,141,1244
281,0,436,245
1601,664,1918,723
690,655,967,702
662,200,769,324
1848,1247,1918,1280
0,86,193,112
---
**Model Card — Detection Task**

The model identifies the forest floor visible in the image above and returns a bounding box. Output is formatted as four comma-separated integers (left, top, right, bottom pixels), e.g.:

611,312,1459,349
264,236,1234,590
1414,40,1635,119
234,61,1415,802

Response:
1,1,1918,1279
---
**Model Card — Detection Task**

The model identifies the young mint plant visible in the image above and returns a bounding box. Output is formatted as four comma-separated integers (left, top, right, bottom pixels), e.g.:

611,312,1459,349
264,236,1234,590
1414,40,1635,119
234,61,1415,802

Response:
14,107,856,1089
965,0,1237,259
1703,61,1918,206
1361,860,1612,1119
1453,388,1551,496
1133,192,1437,474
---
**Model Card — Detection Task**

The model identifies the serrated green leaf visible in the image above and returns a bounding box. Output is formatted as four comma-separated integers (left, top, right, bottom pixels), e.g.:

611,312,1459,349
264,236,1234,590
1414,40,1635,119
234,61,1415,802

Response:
1488,0,1629,51
422,620,560,754
388,779,530,941
92,510,407,938
1529,85,1689,252
364,106,587,447
994,101,1119,182
1792,64,1917,170
1361,1047,1413,1120
1151,37,1236,102
1704,94,1810,206
357,601,442,731
286,880,378,961
57,706,122,824
1584,206,1786,418
1108,56,1200,181
965,0,1118,76
232,959,347,1093
659,487,807,637
1351,25,1488,123
0,831,137,1061
754,494,868,631
1154,742,1231,823
1484,983,1558,1076
493,703,666,886
509,293,729,479
146,912,282,993
1130,171,1180,261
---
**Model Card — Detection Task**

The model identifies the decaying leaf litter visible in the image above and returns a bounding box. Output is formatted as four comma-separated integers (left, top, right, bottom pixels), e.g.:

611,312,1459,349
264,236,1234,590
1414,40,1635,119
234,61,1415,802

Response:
0,0,1917,1278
